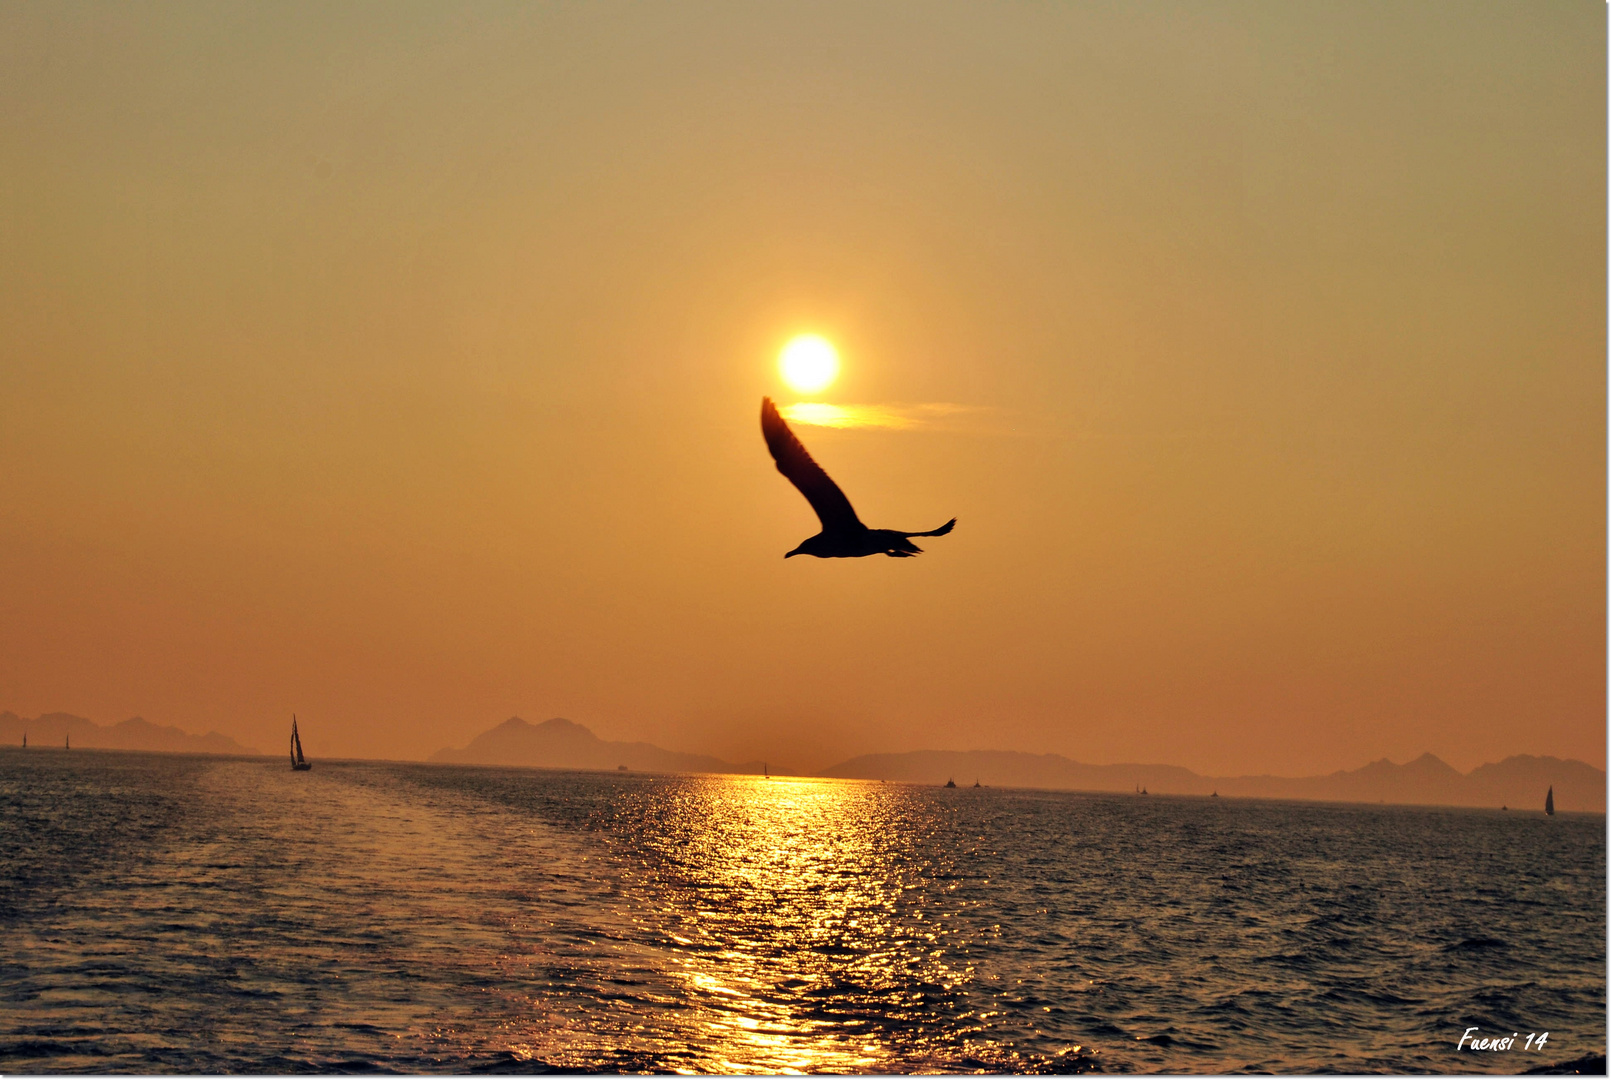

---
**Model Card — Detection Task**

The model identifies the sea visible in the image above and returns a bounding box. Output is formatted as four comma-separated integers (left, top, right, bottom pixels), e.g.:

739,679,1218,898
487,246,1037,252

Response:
0,749,1603,1075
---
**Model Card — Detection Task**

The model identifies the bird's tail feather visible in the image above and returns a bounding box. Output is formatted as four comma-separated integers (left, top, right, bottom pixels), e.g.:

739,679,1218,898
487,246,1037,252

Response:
904,518,956,538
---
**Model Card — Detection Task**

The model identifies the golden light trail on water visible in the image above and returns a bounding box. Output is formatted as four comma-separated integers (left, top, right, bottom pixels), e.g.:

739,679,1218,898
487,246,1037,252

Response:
621,776,981,1073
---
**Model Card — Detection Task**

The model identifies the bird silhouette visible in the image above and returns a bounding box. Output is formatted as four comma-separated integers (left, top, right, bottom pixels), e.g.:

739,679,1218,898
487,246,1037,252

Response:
761,397,956,558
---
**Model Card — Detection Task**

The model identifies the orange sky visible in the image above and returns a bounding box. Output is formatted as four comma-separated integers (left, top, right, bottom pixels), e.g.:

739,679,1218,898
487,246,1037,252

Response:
0,2,1603,775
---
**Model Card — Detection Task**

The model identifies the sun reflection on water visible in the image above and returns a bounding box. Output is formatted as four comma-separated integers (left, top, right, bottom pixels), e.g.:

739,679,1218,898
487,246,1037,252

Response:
612,776,979,1074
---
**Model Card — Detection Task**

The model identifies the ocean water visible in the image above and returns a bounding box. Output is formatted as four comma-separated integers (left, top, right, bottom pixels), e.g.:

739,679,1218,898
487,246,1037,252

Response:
0,750,1603,1074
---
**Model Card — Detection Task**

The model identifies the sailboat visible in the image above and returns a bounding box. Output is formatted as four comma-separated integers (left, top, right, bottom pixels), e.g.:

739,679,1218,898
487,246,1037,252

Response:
1545,786,1554,816
21,732,25,748
944,777,957,788
65,733,69,750
290,715,311,771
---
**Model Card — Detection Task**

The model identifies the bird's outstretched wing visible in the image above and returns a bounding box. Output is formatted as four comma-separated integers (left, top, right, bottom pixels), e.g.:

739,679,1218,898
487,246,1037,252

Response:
761,398,863,532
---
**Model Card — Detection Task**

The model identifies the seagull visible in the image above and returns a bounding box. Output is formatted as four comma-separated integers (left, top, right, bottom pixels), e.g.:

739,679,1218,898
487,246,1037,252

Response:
761,397,956,558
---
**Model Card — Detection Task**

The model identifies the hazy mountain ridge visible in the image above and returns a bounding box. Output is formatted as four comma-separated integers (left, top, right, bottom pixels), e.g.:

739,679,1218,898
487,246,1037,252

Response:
13,708,1593,813
0,712,261,757
430,718,1602,812
430,716,766,775
825,749,1605,812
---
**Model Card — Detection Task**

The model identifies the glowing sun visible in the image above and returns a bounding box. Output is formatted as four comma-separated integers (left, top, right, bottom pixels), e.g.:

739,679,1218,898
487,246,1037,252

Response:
779,335,839,394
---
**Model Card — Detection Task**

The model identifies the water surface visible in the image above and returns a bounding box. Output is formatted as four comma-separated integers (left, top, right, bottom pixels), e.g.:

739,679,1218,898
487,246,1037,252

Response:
0,750,1603,1072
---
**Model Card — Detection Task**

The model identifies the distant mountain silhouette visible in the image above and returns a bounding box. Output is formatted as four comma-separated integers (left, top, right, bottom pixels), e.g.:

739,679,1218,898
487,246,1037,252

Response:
430,717,764,775
0,711,261,756
825,749,1605,812
1464,755,1605,811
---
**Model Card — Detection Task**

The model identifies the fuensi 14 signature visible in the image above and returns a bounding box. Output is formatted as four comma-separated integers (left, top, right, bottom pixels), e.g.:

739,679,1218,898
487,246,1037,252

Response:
1459,1028,1549,1052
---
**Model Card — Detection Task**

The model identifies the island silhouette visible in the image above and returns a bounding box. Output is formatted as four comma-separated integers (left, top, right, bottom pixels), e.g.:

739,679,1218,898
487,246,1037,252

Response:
427,716,1603,813
0,711,258,756
6,710,1598,814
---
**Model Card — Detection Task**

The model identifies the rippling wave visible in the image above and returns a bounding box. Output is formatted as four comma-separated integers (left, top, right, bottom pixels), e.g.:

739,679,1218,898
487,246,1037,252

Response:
0,751,1603,1073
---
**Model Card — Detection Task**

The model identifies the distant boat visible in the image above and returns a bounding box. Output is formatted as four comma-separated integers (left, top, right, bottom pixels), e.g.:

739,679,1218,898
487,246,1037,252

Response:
1545,786,1554,816
764,762,770,779
1211,790,1219,798
290,716,311,771
617,764,628,771
20,732,25,748
944,778,956,788
973,778,981,788
65,733,69,750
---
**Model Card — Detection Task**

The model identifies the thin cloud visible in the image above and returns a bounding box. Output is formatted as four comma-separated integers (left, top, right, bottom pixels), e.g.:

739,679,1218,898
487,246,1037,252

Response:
779,402,991,431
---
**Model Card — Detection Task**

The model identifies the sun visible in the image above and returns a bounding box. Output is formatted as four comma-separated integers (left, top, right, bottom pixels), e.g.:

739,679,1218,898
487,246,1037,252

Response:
779,335,839,394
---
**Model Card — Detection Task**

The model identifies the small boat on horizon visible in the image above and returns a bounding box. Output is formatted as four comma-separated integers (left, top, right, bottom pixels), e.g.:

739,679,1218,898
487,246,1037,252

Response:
944,777,956,788
1545,786,1554,816
290,716,311,772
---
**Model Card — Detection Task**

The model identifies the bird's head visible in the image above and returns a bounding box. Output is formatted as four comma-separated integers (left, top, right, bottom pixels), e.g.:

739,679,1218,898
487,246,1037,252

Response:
784,535,827,559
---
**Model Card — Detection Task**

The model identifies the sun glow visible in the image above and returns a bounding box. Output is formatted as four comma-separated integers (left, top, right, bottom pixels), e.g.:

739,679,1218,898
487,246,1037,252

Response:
779,335,839,393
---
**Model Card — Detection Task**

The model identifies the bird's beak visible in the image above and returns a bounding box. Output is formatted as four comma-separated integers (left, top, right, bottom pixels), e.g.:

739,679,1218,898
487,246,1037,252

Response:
784,549,799,558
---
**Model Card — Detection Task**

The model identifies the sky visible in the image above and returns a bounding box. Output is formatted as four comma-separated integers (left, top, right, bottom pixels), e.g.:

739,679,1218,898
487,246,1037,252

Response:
0,1,1603,776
